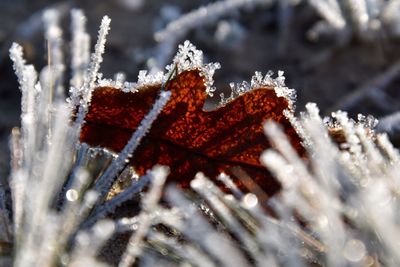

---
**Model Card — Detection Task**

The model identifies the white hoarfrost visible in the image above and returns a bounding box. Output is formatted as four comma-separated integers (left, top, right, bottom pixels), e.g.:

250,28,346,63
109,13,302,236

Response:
220,70,296,109
4,6,400,267
97,40,221,96
167,40,221,96
73,15,111,134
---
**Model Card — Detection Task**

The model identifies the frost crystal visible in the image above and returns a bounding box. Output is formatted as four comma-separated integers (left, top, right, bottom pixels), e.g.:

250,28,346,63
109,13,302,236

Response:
97,69,165,93
169,40,204,72
87,40,221,100
220,70,295,107
137,70,164,87
86,39,221,98
74,15,111,133
167,40,221,97
357,113,378,130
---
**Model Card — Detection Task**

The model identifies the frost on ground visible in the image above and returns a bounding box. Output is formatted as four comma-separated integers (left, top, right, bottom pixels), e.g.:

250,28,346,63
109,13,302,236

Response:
2,3,400,267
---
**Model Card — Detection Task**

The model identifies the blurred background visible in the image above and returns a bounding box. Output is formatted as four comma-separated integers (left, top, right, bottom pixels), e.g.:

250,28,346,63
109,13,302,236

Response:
2,0,400,179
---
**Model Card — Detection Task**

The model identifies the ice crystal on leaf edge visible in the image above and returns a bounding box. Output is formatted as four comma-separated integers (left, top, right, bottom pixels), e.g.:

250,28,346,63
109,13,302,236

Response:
91,39,296,114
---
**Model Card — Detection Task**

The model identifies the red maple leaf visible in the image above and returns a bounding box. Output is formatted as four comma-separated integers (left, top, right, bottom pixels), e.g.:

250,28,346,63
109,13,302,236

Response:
80,69,303,196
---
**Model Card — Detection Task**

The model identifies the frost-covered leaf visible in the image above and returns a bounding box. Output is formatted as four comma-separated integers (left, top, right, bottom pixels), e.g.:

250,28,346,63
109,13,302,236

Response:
80,69,303,195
